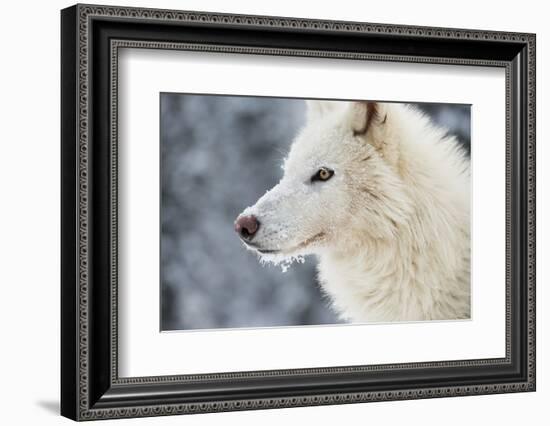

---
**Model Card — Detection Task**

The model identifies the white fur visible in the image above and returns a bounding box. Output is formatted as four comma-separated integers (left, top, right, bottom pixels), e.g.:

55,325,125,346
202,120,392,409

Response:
237,100,470,322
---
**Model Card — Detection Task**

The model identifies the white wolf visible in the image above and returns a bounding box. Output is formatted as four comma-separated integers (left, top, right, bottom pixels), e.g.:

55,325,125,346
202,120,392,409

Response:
234,100,470,322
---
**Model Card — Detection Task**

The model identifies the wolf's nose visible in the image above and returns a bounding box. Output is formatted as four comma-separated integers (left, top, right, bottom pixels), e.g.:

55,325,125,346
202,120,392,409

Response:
234,215,260,241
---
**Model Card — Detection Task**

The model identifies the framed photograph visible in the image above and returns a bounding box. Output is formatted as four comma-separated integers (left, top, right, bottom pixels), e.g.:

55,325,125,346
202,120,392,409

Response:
61,4,536,421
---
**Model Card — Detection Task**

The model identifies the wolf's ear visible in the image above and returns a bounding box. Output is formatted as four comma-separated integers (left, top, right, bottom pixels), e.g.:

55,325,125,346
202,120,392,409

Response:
350,101,397,162
349,101,381,137
306,100,339,121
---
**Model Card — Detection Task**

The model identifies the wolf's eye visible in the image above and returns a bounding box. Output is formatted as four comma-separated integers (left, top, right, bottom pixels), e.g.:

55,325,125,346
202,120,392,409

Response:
311,167,334,183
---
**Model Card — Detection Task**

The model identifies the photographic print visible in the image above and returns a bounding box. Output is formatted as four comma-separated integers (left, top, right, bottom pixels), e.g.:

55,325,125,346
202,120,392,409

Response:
160,94,471,331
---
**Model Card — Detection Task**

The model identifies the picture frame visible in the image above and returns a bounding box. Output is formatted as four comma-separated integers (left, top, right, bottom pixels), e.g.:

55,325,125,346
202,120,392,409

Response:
61,3,536,421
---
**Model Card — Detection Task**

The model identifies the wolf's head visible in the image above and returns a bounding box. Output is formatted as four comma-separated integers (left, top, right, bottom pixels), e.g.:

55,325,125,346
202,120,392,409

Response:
234,100,415,262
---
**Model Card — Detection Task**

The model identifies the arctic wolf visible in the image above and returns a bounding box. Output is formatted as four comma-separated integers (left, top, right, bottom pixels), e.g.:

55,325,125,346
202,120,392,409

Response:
234,100,470,322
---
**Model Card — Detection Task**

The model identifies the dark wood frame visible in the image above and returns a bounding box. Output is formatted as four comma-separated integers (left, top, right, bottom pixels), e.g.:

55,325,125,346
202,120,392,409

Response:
61,3,536,421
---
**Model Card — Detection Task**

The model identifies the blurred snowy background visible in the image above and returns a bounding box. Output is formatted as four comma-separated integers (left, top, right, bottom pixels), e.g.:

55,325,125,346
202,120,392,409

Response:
160,94,470,331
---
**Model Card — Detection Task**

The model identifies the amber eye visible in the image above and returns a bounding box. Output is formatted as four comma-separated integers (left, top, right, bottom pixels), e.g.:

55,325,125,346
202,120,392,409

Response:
311,167,334,183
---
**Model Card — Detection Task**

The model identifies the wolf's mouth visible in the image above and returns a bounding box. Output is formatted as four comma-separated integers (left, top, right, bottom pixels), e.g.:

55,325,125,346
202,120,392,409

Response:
243,232,326,255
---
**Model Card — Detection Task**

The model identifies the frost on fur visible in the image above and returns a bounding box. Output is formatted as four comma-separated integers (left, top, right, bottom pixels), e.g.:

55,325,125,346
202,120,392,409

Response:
259,253,306,273
235,100,471,323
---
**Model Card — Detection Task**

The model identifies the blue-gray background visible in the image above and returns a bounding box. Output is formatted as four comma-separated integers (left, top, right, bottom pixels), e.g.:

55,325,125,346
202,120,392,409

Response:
160,94,470,331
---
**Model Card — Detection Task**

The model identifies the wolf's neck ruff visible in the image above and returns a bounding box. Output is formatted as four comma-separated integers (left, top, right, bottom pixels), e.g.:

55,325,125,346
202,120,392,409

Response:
318,215,470,322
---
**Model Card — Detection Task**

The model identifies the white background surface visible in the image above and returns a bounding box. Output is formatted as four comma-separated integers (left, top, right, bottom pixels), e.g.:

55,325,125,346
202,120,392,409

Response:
0,0,547,425
119,49,505,377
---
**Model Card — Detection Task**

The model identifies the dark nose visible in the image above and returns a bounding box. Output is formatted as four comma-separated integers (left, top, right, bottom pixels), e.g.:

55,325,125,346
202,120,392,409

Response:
234,215,260,241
